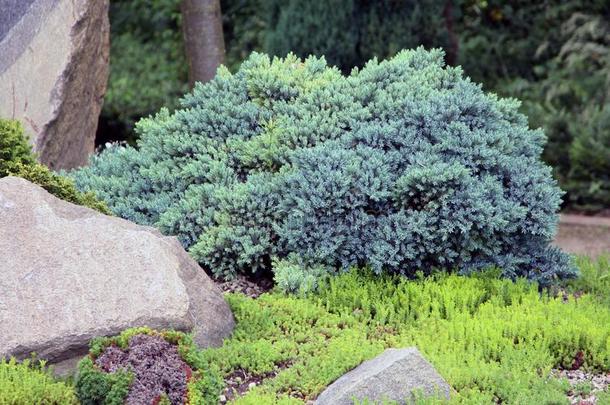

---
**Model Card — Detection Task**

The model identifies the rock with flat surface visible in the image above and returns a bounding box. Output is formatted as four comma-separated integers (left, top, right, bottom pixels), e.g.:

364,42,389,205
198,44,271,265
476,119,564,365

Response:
315,347,450,405
0,177,234,371
0,0,109,169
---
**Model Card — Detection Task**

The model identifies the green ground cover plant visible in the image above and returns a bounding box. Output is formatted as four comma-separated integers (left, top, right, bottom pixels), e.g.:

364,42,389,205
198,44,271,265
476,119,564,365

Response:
565,254,610,305
72,49,573,285
0,358,78,404
0,118,111,214
197,261,609,404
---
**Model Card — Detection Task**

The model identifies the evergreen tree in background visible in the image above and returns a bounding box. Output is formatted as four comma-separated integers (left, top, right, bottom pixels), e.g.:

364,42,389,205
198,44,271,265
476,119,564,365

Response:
263,0,458,72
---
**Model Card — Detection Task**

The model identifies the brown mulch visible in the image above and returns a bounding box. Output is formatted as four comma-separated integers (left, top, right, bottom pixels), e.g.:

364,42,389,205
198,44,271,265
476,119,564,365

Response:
216,274,274,298
219,360,294,404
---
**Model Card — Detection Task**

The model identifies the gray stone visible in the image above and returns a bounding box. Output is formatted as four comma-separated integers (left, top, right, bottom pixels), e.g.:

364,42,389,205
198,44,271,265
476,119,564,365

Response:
315,347,450,405
0,177,234,373
0,0,109,170
0,0,36,41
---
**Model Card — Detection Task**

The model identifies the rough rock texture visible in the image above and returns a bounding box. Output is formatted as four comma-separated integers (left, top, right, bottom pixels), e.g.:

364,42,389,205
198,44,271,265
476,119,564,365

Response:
0,0,110,170
0,177,234,371
315,348,451,405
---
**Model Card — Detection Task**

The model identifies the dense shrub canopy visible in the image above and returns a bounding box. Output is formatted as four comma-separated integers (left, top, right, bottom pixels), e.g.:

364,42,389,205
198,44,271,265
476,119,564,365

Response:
102,0,609,211
72,49,574,284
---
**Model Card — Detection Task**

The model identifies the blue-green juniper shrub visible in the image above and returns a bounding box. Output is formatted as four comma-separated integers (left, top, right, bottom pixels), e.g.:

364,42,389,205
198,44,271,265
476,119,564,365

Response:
71,48,575,284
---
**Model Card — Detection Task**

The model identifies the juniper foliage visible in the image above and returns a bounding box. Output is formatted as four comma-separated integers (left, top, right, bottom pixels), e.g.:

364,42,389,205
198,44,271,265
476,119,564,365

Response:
71,48,575,283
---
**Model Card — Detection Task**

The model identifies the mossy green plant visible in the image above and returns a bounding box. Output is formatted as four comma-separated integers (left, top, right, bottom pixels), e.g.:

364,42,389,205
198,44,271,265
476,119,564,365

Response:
3,258,607,404
0,358,78,404
0,118,36,175
565,254,610,305
0,118,111,214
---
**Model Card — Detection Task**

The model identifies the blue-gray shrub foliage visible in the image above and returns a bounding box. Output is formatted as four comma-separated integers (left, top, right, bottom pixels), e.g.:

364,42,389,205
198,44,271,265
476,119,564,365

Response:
71,48,576,284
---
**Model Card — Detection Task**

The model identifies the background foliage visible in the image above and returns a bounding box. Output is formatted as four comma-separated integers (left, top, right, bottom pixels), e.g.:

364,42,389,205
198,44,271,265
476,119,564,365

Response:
262,0,458,72
101,0,610,212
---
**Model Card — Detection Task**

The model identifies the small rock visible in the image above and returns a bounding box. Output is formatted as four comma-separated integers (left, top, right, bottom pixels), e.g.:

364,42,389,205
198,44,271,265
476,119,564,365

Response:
315,347,450,405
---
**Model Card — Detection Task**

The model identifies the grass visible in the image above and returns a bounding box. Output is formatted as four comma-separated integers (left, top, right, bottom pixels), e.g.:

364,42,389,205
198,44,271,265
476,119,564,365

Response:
3,256,609,404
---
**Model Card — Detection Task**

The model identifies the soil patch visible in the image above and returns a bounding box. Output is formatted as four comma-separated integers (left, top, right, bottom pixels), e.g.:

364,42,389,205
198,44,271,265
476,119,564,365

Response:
554,214,610,257
220,360,294,403
217,274,274,298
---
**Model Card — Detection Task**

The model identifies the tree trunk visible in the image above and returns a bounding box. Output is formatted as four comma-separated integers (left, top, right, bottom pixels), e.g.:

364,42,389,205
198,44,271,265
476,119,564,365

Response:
443,0,459,66
181,0,226,86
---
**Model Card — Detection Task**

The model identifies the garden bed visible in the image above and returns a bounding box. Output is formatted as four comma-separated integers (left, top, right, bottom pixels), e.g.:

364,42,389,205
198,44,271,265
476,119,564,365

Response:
2,256,609,404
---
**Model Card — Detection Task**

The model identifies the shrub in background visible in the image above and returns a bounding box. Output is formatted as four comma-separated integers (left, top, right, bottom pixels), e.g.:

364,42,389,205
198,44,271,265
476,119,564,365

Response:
75,327,223,405
501,12,610,212
263,0,456,73
72,49,574,284
567,104,610,211
0,358,78,404
0,118,111,214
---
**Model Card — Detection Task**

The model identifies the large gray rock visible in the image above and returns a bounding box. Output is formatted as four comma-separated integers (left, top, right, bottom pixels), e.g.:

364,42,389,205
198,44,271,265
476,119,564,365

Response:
315,348,450,405
0,177,234,371
0,0,109,170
